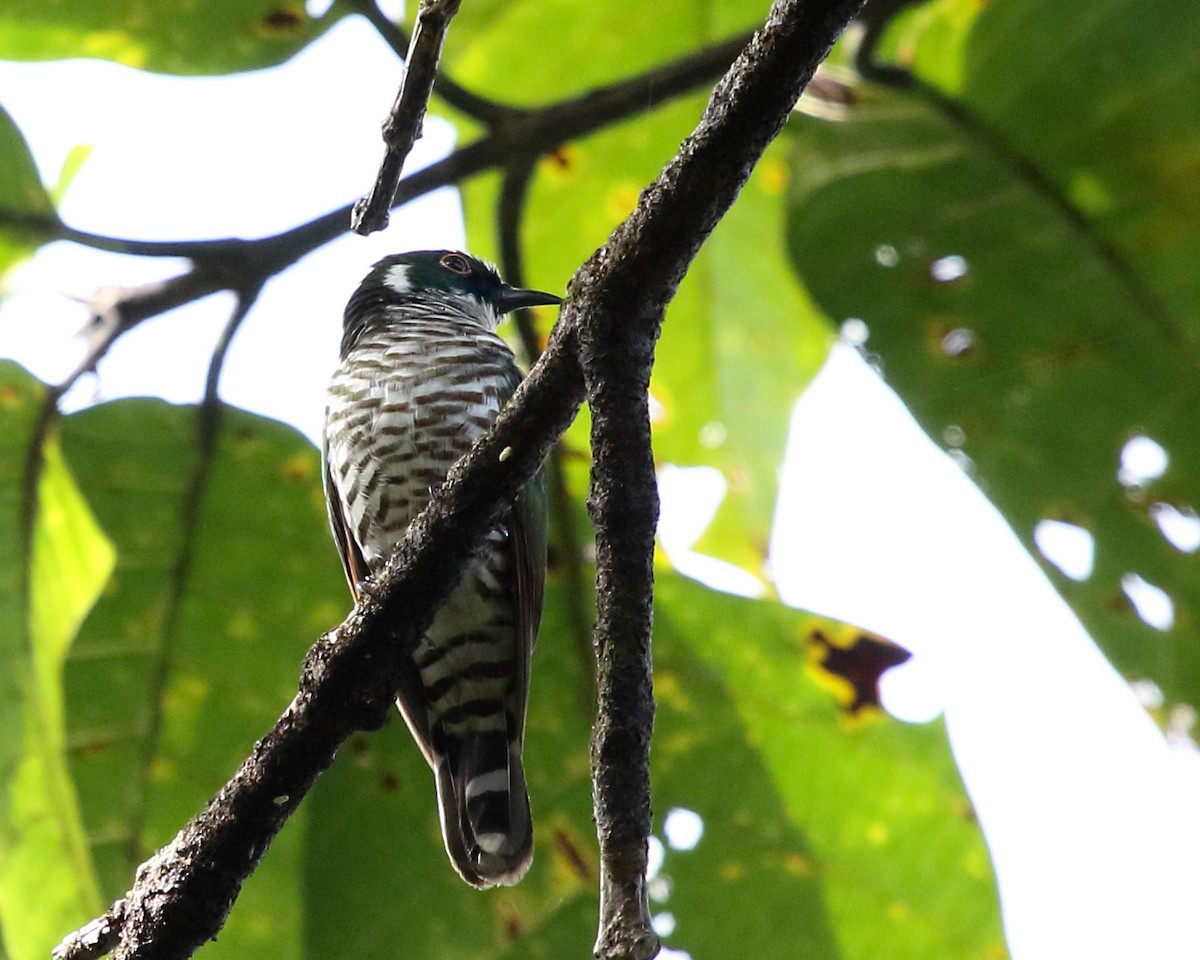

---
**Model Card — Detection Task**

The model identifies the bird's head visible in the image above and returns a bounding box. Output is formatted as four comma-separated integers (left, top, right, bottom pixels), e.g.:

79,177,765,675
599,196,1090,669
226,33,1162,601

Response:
341,250,561,356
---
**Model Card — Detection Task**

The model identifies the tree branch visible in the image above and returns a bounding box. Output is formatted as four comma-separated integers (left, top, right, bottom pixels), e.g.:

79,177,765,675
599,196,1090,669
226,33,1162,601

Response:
350,0,464,234
51,1,865,956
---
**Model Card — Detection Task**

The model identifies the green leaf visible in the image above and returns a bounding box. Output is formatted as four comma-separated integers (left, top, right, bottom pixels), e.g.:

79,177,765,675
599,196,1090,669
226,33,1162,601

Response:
0,363,113,960
0,105,53,280
442,0,760,106
0,2,340,75
656,576,1003,960
784,0,1200,709
58,399,346,960
49,144,93,206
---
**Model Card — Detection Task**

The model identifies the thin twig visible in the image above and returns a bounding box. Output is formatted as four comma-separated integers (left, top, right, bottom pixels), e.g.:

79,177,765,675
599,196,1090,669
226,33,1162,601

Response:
351,0,465,234
123,287,263,873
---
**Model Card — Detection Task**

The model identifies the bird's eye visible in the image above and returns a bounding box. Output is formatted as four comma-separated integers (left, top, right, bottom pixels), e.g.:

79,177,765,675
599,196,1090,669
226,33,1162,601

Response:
440,253,472,275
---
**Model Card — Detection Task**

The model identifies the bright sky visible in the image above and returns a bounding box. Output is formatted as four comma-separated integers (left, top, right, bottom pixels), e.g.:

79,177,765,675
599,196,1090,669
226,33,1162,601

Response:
1,13,1198,959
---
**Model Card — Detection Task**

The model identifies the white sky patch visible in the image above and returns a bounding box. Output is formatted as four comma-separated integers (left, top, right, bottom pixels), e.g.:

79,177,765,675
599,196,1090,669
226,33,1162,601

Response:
930,254,969,282
663,807,704,851
1121,574,1175,632
657,465,767,598
1151,503,1200,553
1119,435,1169,487
841,317,869,345
1033,519,1095,581
645,835,665,881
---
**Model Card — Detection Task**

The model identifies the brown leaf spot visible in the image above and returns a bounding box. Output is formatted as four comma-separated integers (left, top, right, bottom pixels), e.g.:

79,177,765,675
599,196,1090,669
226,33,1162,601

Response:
261,7,305,32
552,826,594,883
379,771,399,792
806,627,911,715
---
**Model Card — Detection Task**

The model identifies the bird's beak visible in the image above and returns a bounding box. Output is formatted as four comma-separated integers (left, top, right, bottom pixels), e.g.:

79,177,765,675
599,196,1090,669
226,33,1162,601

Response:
494,283,562,315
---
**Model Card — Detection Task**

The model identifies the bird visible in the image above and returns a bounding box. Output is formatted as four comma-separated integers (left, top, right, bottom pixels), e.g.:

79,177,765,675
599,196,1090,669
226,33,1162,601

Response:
322,249,560,888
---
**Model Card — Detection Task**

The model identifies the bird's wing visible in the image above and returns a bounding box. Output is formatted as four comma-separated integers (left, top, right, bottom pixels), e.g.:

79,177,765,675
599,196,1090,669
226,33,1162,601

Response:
322,445,369,603
508,465,548,750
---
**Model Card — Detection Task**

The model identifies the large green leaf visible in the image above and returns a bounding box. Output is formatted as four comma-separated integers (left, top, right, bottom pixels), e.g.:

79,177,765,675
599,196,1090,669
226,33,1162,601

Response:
0,1,340,75
785,0,1200,709
0,105,53,280
58,397,346,960
441,0,760,106
0,363,114,960
656,576,1003,960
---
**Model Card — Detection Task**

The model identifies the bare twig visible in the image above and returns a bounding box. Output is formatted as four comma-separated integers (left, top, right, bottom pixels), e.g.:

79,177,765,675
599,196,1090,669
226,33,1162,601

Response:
123,288,263,872
351,0,464,234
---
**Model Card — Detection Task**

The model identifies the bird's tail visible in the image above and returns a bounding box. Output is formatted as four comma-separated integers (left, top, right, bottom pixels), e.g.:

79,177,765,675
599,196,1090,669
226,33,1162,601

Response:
435,731,533,888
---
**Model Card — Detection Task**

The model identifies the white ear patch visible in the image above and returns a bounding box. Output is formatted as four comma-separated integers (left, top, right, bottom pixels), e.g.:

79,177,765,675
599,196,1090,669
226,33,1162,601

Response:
384,264,412,294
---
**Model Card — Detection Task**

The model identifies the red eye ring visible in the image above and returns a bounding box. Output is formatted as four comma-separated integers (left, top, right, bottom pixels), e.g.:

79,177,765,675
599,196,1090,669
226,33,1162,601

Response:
440,253,472,275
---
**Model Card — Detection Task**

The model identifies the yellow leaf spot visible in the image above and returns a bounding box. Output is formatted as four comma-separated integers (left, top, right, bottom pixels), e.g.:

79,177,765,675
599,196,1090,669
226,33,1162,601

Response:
281,452,313,481
784,852,813,876
654,670,693,713
605,182,641,221
0,385,22,408
81,31,146,69
228,608,259,641
963,846,990,879
866,822,889,845
719,861,744,881
758,158,788,195
888,901,909,921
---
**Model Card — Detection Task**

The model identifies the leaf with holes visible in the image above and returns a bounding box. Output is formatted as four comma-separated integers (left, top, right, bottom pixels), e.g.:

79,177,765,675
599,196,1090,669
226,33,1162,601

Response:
785,0,1200,708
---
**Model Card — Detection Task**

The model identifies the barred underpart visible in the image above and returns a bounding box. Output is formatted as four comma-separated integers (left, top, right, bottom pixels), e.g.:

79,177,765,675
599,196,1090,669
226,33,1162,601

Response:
323,295,535,887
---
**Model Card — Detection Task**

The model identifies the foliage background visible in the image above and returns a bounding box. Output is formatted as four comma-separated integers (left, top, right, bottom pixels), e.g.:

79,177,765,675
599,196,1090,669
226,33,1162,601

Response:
1,0,1196,957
